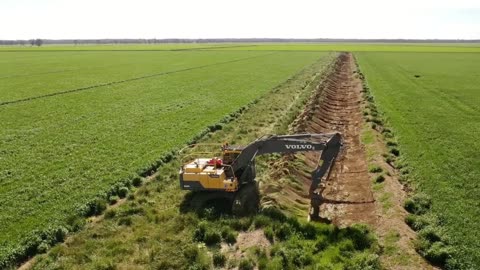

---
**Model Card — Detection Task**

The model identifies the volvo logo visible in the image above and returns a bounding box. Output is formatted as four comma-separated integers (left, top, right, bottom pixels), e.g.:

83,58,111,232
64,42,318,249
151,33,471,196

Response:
285,144,314,150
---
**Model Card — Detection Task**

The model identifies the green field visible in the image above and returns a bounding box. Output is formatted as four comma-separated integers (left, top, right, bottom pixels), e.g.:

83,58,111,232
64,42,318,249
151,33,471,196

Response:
28,56,381,270
357,52,480,268
0,51,274,103
2,43,480,269
3,43,480,53
202,43,480,52
0,43,246,51
0,49,328,266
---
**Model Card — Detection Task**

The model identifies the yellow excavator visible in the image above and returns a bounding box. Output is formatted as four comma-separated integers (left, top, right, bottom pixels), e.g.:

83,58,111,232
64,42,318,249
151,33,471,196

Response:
179,133,342,219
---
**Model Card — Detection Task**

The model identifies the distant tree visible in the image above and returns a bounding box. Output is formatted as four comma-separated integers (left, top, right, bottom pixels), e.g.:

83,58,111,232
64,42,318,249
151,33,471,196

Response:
73,40,78,45
29,39,35,46
34,39,43,47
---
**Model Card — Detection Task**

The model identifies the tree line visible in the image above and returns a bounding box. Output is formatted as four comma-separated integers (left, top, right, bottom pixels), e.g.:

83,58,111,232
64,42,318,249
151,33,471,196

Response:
1,39,44,46
1,38,479,46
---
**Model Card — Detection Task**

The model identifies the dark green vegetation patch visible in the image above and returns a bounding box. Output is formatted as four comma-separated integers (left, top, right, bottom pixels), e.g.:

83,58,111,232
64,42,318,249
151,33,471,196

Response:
190,208,380,270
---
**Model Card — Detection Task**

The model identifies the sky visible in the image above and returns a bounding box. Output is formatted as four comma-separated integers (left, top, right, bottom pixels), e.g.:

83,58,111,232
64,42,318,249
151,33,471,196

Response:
1,0,480,40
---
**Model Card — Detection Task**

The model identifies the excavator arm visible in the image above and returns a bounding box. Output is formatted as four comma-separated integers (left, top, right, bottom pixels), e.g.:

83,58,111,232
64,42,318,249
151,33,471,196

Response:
231,132,342,220
232,133,342,183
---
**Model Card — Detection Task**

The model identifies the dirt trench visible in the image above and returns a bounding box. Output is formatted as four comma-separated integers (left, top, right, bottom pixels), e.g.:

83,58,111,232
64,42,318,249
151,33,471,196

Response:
288,53,435,269
293,53,375,225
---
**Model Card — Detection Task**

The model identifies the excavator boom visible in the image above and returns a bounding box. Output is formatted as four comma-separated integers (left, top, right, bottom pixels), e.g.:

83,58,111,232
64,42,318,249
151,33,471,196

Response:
232,133,341,183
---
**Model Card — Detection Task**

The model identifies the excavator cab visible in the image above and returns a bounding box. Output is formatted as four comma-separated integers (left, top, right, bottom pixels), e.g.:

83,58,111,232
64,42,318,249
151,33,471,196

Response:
221,145,242,177
222,147,241,165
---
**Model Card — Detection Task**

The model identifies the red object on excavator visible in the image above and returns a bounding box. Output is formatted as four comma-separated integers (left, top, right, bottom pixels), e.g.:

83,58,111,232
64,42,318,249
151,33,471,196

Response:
207,158,222,167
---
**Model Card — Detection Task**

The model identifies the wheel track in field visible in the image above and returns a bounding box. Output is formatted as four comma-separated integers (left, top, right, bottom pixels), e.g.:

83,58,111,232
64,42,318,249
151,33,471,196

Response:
0,69,77,80
0,52,275,107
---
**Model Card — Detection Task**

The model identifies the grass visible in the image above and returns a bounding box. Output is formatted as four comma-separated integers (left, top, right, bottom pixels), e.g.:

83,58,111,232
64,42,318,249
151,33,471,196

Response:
27,53,380,270
0,50,271,103
4,42,480,268
357,52,480,269
201,43,480,52
0,43,245,51
384,230,400,256
3,43,480,53
0,49,328,267
188,210,379,270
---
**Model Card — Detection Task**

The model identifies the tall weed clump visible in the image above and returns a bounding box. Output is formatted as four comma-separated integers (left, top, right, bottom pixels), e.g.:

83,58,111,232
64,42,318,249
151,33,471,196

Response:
191,207,380,269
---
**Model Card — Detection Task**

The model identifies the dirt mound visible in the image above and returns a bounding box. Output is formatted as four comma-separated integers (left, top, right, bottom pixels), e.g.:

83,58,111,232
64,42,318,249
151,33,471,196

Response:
236,230,270,251
221,229,271,262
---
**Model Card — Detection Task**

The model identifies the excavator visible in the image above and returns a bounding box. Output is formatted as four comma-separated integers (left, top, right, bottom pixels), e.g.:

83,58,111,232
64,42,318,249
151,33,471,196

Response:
179,133,342,220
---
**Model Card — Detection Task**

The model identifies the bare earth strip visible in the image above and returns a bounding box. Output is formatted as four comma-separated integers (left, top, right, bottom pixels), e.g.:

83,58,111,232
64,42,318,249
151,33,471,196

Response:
311,54,377,226
291,53,435,269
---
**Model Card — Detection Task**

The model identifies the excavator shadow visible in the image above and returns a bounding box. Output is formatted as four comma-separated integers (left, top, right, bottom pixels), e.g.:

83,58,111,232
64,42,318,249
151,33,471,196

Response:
322,198,376,205
180,189,364,223
180,182,260,218
310,217,332,224
180,191,235,219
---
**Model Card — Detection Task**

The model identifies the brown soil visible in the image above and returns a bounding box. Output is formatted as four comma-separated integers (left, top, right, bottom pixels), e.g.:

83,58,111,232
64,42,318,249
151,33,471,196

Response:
220,229,270,268
291,53,376,225
281,53,435,269
235,229,271,251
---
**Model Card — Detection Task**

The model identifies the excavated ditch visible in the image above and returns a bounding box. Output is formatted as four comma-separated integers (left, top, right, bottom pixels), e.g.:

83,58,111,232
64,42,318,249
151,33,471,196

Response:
293,52,376,226
281,52,436,269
